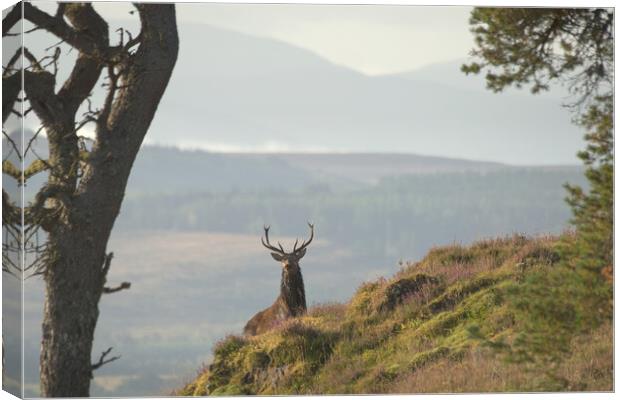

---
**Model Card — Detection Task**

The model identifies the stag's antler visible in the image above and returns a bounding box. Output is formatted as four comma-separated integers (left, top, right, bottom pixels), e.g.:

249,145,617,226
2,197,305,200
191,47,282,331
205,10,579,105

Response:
262,223,314,255
293,222,314,253
261,225,286,255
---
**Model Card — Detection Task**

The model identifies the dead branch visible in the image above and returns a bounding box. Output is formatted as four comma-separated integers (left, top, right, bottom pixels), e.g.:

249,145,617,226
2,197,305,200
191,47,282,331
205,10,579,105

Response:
24,126,45,157
23,3,106,57
91,347,121,373
2,71,22,123
98,65,120,129
2,4,21,37
2,131,21,161
3,47,22,77
103,282,131,294
44,39,66,52
101,252,114,277
23,47,44,71
55,3,67,19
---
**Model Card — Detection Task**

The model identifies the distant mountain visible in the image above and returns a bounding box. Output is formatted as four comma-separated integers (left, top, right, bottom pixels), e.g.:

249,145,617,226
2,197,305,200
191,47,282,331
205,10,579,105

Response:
145,24,583,165
20,23,584,165
389,59,569,97
5,126,583,201
270,152,504,184
5,134,511,196
126,146,509,195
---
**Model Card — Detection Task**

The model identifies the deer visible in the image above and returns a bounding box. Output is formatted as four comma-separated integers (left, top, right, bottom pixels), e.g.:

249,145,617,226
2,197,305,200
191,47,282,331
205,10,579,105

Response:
243,223,314,336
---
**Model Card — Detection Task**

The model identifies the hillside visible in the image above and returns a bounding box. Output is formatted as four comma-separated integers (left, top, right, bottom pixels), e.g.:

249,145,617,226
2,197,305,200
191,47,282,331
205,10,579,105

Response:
178,234,612,395
6,135,511,197
10,138,588,396
125,147,508,194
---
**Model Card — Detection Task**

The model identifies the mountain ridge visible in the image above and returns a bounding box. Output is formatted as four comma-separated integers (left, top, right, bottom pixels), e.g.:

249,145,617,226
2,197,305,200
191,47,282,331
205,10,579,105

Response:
145,23,584,165
20,21,584,164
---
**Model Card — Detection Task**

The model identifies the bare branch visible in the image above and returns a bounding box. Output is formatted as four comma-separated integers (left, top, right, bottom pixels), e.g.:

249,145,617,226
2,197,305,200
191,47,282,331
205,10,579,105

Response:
58,54,103,116
23,67,61,127
103,282,131,294
3,189,24,278
2,4,21,37
2,66,22,123
101,252,114,277
98,65,119,128
74,117,96,135
40,47,62,76
24,126,45,158
44,39,66,52
24,26,43,35
3,47,22,77
23,47,45,71
91,347,120,372
2,131,21,162
23,2,105,57
55,3,67,19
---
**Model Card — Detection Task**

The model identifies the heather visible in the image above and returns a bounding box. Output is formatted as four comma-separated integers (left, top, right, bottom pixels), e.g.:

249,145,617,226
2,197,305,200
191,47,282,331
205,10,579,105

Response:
177,234,612,395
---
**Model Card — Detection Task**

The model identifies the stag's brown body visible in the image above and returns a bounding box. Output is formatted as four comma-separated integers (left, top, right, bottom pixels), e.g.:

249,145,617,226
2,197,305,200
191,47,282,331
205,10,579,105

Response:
243,224,313,336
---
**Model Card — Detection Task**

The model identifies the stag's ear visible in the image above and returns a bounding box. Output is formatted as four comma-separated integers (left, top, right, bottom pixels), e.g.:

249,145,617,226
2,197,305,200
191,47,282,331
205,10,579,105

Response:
295,248,307,259
271,252,285,262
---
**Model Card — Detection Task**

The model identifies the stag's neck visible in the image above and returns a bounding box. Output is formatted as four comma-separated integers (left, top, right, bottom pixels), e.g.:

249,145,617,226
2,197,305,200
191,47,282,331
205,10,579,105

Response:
280,265,307,316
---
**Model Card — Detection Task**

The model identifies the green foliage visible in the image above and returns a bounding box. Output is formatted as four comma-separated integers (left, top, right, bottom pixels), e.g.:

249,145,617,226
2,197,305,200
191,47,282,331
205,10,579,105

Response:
463,8,614,280
425,275,497,314
460,236,612,389
564,96,614,274
462,8,613,105
462,10,613,387
179,236,611,394
490,262,612,389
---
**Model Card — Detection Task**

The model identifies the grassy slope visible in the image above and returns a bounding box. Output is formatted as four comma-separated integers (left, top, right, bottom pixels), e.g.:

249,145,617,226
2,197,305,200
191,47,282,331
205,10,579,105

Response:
177,235,612,395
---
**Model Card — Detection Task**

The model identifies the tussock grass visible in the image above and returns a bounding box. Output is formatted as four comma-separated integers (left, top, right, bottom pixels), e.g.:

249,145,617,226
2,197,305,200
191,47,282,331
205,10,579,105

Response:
178,234,612,395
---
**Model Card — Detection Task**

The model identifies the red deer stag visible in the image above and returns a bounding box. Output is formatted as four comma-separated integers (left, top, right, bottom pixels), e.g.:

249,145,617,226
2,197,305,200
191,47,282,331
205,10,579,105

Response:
243,223,314,336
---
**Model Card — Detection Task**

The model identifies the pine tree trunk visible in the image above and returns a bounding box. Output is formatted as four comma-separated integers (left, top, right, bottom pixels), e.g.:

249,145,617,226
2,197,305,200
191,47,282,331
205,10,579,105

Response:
2,3,180,396
39,234,104,396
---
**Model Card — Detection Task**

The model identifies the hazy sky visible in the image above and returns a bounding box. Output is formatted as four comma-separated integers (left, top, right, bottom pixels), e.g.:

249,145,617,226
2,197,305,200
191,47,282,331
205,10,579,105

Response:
20,1,584,164
93,2,473,75
176,4,474,75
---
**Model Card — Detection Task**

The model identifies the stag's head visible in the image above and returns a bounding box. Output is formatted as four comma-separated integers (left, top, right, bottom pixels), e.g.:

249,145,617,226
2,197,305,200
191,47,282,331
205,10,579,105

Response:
261,223,314,270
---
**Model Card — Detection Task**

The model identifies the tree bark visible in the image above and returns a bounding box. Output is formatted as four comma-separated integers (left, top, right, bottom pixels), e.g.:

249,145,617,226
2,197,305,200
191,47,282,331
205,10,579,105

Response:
39,6,178,395
39,235,105,396
2,2,179,396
